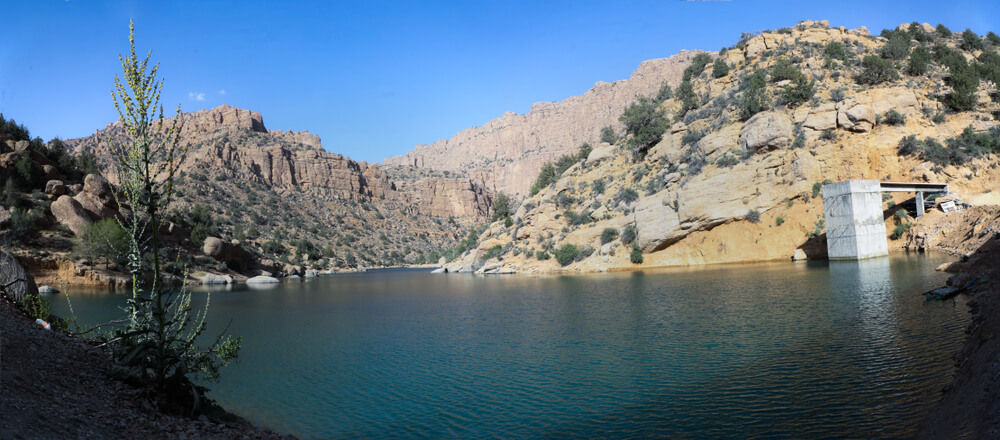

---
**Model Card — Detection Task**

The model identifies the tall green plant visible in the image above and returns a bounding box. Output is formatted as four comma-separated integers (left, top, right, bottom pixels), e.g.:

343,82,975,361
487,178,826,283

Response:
109,20,239,415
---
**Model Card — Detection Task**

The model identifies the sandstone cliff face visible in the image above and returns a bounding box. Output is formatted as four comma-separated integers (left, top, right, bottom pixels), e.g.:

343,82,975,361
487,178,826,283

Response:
394,177,493,218
385,51,702,196
448,20,1000,274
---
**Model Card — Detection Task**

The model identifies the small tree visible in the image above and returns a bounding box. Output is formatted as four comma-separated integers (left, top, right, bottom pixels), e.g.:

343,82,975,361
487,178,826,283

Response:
960,29,984,51
906,46,931,76
711,59,729,78
599,125,617,144
676,80,698,115
108,20,239,415
619,96,668,158
76,218,129,269
738,71,768,120
936,24,952,37
630,244,643,264
857,55,898,85
554,243,579,266
655,81,673,102
491,192,512,223
823,41,848,60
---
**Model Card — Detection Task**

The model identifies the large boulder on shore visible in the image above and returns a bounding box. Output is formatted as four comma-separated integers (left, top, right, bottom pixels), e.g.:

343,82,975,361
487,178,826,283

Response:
45,180,67,196
51,195,94,235
633,193,683,253
74,174,118,219
246,275,279,284
202,237,252,271
739,111,792,152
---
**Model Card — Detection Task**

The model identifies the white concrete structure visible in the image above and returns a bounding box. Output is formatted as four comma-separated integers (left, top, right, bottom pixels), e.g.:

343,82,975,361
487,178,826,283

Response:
822,180,889,260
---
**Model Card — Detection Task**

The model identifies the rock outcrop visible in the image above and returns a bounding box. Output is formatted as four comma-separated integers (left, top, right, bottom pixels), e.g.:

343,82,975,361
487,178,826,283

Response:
739,111,793,152
385,51,703,196
202,237,252,271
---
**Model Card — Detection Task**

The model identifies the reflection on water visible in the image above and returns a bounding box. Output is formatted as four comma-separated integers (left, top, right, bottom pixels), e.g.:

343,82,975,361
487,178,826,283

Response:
52,254,970,439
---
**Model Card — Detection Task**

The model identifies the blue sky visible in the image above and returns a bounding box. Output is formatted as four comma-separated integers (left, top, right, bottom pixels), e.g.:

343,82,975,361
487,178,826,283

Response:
1,1,997,163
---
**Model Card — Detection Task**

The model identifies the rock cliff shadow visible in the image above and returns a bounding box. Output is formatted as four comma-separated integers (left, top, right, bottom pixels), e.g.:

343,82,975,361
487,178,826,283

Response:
796,233,828,260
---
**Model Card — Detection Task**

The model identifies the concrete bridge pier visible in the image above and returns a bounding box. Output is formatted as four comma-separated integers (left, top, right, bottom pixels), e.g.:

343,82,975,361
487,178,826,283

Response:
821,180,888,260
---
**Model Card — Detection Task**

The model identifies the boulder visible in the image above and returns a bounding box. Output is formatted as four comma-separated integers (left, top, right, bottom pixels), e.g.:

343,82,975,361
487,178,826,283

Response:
42,165,63,181
600,242,615,256
288,274,302,280
430,267,447,274
304,270,319,278
697,123,741,158
585,144,616,165
13,140,29,152
0,207,9,227
201,274,233,285
837,100,876,132
51,195,94,235
38,285,60,294
45,180,67,196
802,103,838,131
246,275,280,284
74,174,118,219
203,237,252,271
739,111,792,152
633,194,683,253
792,249,808,261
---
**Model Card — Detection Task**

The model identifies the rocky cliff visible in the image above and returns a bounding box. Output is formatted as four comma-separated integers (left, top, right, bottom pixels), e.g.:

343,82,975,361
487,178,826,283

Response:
385,51,702,196
63,105,495,269
441,20,1000,274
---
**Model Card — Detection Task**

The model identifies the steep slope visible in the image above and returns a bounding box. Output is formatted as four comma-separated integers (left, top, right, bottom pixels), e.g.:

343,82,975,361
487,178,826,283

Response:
443,20,1000,274
64,105,493,270
385,51,702,196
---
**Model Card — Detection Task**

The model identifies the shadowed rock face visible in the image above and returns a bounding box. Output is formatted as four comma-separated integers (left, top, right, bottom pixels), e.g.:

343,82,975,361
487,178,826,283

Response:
384,51,702,196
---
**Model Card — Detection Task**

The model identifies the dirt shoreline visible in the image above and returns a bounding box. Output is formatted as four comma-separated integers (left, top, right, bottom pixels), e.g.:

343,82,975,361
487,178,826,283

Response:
909,206,1000,439
0,297,294,439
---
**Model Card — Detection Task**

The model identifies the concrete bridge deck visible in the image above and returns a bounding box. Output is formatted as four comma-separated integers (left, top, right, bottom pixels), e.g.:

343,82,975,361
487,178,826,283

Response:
821,180,950,260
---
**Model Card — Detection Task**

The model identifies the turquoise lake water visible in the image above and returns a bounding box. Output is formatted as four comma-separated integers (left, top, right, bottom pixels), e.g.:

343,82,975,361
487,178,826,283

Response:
51,253,971,439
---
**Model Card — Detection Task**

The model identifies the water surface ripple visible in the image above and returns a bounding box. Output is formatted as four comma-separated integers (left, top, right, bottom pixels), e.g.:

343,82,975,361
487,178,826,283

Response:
53,254,969,439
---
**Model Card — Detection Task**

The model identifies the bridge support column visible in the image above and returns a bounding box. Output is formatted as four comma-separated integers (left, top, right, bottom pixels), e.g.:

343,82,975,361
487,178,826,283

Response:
822,180,889,260
916,191,924,219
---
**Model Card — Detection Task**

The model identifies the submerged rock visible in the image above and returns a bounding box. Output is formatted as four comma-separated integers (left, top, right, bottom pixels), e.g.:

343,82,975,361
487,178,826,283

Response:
245,275,279,284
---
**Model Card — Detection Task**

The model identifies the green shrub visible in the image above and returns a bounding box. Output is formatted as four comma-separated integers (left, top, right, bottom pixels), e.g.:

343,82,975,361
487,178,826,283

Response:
619,96,668,157
530,163,558,196
879,32,911,59
745,209,761,223
630,244,643,264
830,88,845,102
9,208,34,243
601,228,618,244
683,53,713,81
823,41,847,60
936,24,952,37
857,55,898,85
812,182,823,198
820,129,837,141
14,154,40,190
262,239,284,255
738,71,769,121
884,109,906,126
655,81,673,102
554,244,579,266
681,130,704,146
906,46,931,76
908,22,933,42
945,61,979,111
600,125,618,144
781,75,814,108
22,292,50,321
76,218,129,268
491,192,512,222
776,216,785,226
564,210,592,226
676,80,698,115
536,250,550,261
620,224,637,245
890,222,911,240
961,29,984,51
987,31,1000,46
769,58,801,83
715,153,739,168
1,179,19,208
614,188,639,205
481,244,502,261
711,59,730,78
591,178,605,195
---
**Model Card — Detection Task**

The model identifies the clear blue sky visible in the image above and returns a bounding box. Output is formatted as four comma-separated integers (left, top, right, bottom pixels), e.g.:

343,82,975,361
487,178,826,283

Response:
2,1,997,163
